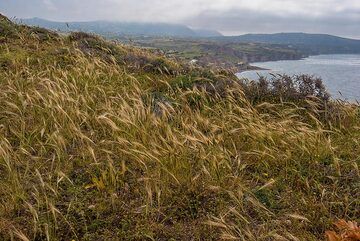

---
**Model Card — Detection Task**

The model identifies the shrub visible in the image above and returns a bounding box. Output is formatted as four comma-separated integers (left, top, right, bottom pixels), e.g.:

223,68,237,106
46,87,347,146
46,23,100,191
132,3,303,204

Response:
239,74,330,103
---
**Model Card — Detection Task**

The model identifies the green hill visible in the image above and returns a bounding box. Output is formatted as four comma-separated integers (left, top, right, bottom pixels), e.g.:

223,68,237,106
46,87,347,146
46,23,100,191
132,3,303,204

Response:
217,32,360,55
20,17,223,38
1,14,359,241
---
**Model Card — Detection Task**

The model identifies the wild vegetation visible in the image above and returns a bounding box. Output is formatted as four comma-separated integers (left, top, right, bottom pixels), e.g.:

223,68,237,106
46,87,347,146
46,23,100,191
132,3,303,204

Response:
0,14,359,241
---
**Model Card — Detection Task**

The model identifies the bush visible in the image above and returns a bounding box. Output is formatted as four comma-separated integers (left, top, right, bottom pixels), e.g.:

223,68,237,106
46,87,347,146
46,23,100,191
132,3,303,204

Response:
240,74,330,103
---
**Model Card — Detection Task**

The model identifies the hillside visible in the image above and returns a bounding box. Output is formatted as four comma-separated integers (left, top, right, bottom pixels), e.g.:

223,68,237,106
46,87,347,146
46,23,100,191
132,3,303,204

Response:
1,14,360,241
217,33,360,55
20,18,223,38
124,37,305,70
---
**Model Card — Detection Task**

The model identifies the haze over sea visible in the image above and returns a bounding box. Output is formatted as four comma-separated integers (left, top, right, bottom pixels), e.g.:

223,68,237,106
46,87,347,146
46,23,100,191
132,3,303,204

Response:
237,54,360,101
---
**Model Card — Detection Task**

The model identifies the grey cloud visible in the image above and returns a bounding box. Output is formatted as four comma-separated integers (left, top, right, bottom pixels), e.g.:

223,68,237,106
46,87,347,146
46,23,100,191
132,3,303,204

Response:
0,0,359,38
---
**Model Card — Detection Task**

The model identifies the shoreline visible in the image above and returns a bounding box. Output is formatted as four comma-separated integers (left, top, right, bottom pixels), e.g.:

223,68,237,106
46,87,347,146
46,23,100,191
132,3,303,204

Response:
237,64,268,73
241,53,360,73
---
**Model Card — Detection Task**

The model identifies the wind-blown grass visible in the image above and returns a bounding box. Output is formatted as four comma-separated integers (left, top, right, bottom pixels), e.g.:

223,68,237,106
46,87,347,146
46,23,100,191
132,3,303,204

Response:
0,14,359,240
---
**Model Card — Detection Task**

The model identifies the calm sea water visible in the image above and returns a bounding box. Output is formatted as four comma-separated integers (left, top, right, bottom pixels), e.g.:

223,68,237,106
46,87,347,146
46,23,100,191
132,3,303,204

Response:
236,54,360,101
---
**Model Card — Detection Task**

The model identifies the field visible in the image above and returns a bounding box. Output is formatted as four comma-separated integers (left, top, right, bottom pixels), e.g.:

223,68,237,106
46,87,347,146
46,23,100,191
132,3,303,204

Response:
0,15,359,240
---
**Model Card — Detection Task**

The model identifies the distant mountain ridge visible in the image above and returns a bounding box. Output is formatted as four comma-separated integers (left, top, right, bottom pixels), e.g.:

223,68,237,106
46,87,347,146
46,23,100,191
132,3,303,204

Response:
20,18,223,38
19,18,360,56
216,33,360,55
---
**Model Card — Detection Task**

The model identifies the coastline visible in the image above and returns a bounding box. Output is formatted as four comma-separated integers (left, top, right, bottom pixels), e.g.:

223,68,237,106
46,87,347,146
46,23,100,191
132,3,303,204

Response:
236,64,268,73
236,54,360,100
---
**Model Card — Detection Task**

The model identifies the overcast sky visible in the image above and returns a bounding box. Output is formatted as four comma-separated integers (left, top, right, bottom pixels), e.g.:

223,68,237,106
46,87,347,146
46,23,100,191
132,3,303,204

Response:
1,0,359,38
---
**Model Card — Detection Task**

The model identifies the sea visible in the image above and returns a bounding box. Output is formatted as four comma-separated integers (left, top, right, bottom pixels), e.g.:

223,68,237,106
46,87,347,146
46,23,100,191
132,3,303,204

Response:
236,54,360,101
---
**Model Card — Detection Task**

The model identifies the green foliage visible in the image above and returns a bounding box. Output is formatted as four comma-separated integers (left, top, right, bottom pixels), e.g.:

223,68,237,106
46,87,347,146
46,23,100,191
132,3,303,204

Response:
0,14,17,38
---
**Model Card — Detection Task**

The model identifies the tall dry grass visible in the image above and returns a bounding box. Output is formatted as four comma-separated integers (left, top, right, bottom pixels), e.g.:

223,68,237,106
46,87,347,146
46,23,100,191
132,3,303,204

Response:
0,15,359,240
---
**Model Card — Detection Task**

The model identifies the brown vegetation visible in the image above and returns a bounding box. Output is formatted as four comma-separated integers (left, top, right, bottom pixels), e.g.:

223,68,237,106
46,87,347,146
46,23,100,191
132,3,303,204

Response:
326,220,360,241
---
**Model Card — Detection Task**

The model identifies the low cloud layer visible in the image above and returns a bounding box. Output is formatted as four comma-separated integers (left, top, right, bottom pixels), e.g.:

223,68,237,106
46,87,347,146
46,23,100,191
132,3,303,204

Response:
1,0,359,38
186,8,360,38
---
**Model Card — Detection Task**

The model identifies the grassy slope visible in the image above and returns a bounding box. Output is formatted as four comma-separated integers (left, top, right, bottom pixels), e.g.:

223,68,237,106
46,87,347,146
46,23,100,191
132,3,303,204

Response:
128,38,304,69
0,15,359,241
